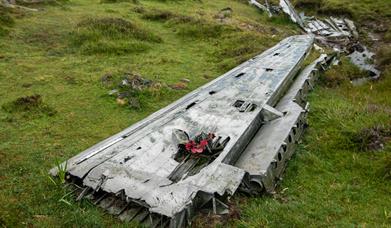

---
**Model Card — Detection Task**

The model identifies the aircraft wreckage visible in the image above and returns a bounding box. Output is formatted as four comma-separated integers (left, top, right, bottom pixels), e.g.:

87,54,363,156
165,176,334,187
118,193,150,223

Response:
51,35,337,227
251,0,381,78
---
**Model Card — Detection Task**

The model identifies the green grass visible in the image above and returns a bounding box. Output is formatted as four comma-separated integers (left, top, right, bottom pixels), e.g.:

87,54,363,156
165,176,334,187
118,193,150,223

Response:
0,0,390,227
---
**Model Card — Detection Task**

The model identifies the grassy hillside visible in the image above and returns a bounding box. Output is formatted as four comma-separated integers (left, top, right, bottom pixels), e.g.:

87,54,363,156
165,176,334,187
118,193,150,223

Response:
0,0,390,227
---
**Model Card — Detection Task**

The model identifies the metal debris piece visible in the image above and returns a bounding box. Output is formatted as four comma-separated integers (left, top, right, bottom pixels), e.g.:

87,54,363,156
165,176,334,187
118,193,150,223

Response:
249,0,272,17
51,35,340,227
277,0,381,78
280,0,304,27
236,54,331,193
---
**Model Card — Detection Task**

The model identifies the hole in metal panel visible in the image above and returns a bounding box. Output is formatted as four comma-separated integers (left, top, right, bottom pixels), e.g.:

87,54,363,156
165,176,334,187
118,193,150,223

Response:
186,102,197,110
282,144,287,153
233,100,244,108
235,72,245,78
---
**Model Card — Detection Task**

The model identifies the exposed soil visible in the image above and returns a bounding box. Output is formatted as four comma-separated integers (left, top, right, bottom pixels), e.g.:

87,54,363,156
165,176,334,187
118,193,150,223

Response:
350,125,391,152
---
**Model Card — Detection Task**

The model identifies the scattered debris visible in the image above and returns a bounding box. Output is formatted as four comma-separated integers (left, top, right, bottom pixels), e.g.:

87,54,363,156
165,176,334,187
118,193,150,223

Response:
106,72,162,109
277,0,381,79
51,35,338,227
248,0,382,80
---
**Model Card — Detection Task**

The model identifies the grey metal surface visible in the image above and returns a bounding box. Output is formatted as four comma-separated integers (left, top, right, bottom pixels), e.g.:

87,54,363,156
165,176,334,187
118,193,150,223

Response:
51,35,325,227
235,54,330,193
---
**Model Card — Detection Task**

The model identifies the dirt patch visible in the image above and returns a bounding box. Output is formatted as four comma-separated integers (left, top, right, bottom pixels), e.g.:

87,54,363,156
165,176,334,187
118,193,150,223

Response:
2,94,57,119
349,125,391,152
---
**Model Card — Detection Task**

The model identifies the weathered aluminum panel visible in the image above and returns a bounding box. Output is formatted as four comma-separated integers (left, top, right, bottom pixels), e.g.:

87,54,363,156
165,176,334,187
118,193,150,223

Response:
52,35,315,226
235,54,329,193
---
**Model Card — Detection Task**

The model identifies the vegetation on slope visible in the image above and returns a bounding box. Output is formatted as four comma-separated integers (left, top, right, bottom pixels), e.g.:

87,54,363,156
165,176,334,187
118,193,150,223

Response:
0,0,390,227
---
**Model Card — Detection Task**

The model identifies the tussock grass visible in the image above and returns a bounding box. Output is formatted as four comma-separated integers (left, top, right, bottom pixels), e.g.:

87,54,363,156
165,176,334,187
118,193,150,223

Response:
70,17,162,54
